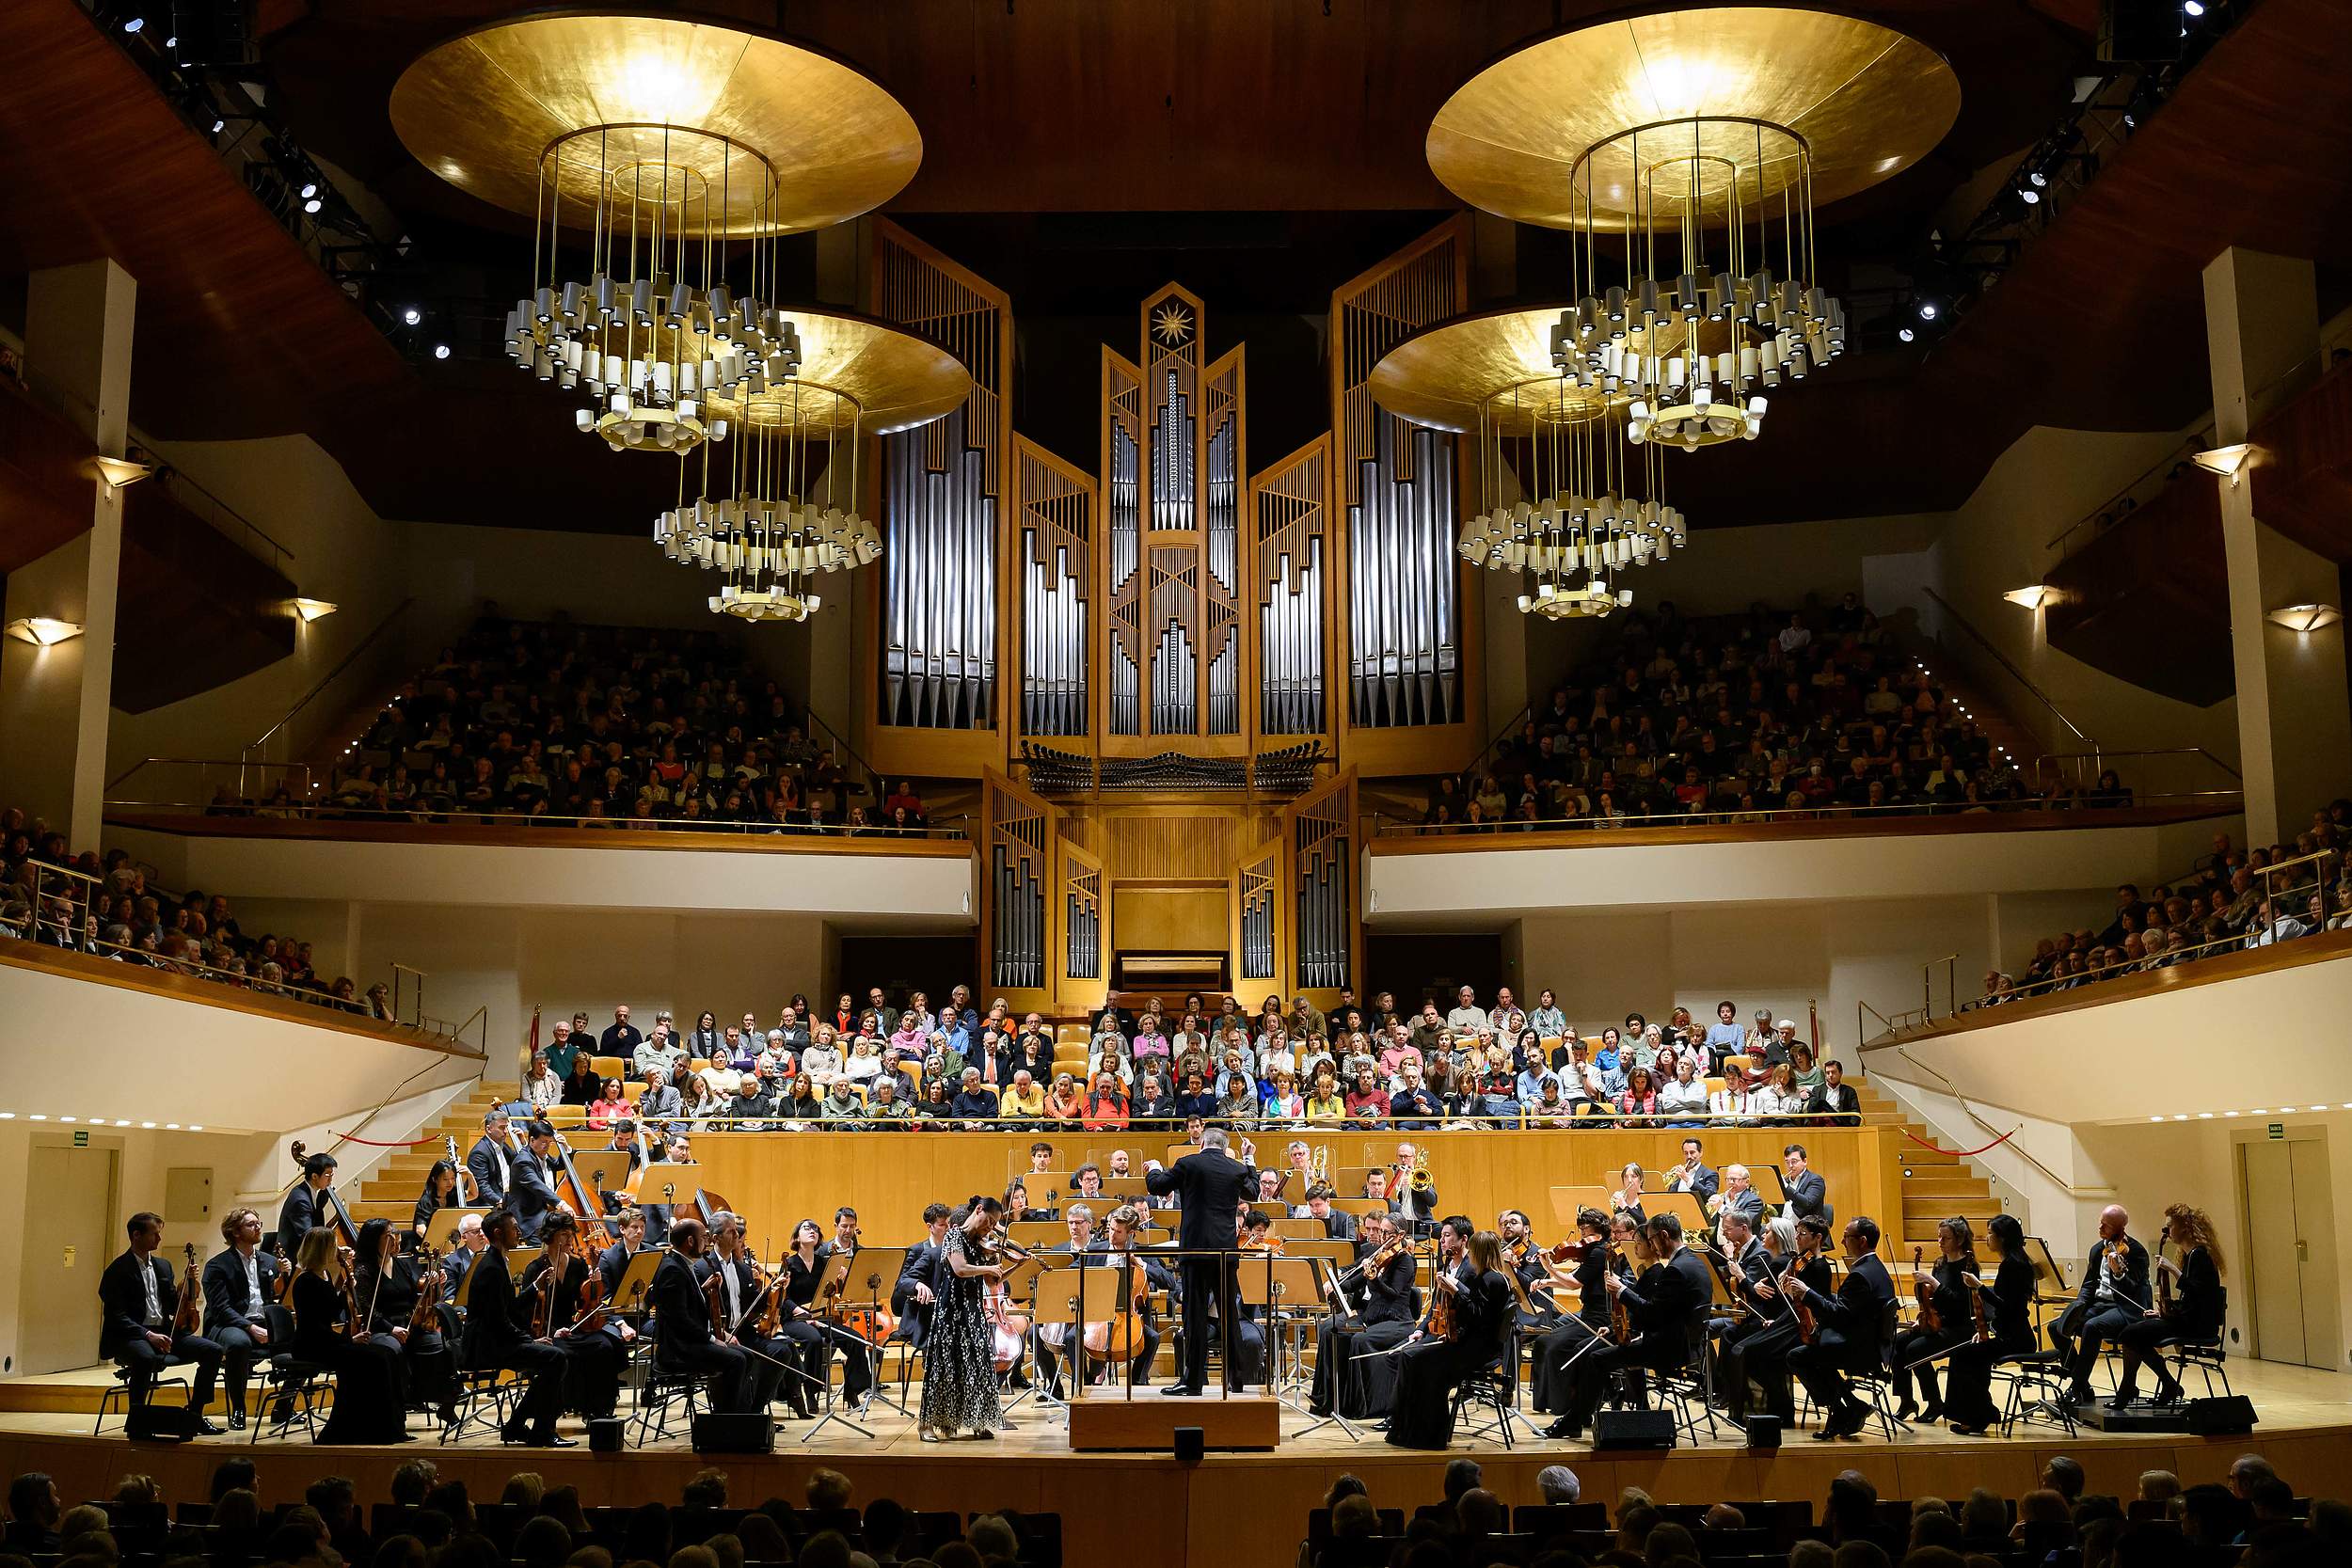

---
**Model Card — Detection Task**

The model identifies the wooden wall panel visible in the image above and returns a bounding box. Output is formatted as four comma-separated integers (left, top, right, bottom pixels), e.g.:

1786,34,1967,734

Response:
691,1127,1901,1251
1097,809,1245,881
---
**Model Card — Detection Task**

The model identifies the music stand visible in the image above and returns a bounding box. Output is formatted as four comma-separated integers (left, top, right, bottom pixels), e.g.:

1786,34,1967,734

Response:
1646,1191,1708,1235
1098,1177,1153,1203
1548,1186,1615,1228
997,1251,1060,1418
1008,1221,1068,1251
610,1247,662,1317
503,1246,543,1280
1248,1257,1323,1417
427,1207,490,1251
803,1248,879,1442
571,1152,631,1211
1027,1261,1085,1418
1335,1198,1392,1222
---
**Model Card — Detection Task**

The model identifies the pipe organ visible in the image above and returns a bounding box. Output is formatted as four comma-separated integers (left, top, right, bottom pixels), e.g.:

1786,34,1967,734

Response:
1253,437,1330,736
1014,438,1091,736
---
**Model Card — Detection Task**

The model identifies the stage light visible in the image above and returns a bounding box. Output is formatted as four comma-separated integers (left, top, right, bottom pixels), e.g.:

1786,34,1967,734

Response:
434,343,453,360
123,15,145,33
402,306,422,325
2020,187,2041,205
1898,326,1915,342
211,118,226,133
1916,301,1939,321
2029,170,2047,188
2185,1,2204,14
304,197,323,214
299,181,318,199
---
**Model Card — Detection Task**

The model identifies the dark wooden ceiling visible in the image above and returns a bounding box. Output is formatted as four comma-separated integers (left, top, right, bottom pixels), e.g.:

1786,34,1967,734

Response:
6,0,2350,538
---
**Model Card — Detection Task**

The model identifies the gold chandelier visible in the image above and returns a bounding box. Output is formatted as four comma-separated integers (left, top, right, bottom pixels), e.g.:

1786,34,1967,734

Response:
1371,309,1683,621
656,312,970,621
389,11,924,456
1426,7,1961,450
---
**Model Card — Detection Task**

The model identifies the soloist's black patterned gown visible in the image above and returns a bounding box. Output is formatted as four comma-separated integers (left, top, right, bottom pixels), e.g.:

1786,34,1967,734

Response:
917,1229,1005,1434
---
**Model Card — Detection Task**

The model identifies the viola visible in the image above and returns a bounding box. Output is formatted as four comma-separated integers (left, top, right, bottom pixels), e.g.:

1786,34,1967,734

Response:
1912,1246,1942,1332
408,1247,446,1335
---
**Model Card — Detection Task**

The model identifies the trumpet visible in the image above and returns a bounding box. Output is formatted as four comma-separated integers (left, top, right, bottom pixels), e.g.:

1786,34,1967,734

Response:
1409,1146,1434,1196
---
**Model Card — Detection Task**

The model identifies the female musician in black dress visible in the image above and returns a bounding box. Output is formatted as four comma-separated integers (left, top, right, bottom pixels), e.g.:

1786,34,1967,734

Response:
412,1161,469,1248
1385,1227,1514,1450
1940,1212,2038,1436
2112,1202,2225,1408
779,1218,834,1409
1891,1216,1979,1423
518,1212,628,1418
289,1228,408,1443
1531,1208,1622,1417
352,1217,450,1421
918,1196,1010,1442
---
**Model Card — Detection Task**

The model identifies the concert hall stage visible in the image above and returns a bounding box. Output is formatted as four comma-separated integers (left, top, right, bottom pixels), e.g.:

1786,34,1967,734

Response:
2,1362,2348,1568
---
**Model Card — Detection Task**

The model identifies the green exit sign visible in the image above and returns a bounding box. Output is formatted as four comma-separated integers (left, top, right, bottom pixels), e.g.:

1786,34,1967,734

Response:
72,1130,88,1148
2268,1123,2285,1140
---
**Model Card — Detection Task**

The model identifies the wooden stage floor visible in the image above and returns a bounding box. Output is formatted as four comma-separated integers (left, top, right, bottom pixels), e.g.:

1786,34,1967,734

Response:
2,1360,2346,1568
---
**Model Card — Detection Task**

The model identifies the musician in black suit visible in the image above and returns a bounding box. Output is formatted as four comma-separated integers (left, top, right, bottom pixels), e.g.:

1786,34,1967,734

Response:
1706,1212,1810,1426
814,1207,879,1407
1708,1163,1769,1248
1300,1185,1358,1243
1544,1212,1713,1439
646,1215,753,1414
2054,1203,2150,1405
467,1111,513,1208
1941,1212,2037,1435
891,1204,954,1349
505,1121,565,1243
1779,1145,1832,1226
695,1212,797,1415
276,1152,339,1253
2112,1202,2222,1408
98,1212,226,1434
1143,1125,1261,1394
458,1209,572,1445
201,1207,280,1429
1786,1214,1898,1439
1662,1138,1721,1205
1384,1223,1515,1449
596,1209,647,1301
1307,1210,1423,1418
1804,1061,1863,1126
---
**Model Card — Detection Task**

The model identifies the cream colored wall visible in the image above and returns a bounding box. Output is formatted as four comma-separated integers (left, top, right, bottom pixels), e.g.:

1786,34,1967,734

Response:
1929,423,2243,774
105,434,407,784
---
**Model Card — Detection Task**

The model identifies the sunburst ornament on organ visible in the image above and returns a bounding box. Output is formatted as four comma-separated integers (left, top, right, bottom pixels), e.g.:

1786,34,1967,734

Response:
1153,303,1193,346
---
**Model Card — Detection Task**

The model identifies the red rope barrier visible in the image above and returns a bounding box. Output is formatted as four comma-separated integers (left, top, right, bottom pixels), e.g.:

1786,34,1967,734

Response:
1904,1126,2018,1158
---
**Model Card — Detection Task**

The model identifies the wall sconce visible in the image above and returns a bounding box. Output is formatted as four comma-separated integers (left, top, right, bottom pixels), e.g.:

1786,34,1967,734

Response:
2190,443,2255,485
290,598,339,624
90,455,155,488
2265,603,2342,634
6,616,85,647
2003,584,2061,610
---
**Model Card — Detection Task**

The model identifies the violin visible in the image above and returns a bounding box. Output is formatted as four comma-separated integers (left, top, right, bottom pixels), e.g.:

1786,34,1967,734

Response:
1912,1245,1942,1332
408,1247,446,1335
174,1243,204,1336
533,1243,565,1338
270,1241,293,1303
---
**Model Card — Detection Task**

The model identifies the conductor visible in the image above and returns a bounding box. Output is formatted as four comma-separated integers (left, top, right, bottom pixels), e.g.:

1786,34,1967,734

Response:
1144,1126,1260,1395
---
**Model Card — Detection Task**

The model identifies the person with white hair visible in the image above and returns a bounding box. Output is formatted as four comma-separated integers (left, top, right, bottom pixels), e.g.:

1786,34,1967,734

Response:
1536,1465,1581,1506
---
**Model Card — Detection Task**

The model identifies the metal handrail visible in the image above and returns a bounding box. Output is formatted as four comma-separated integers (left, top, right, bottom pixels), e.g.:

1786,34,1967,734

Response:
102,796,976,840
1882,1047,2085,1197
105,757,316,797
245,595,417,764
1921,587,2097,755
2031,747,2243,790
1370,786,2241,838
9,863,468,1045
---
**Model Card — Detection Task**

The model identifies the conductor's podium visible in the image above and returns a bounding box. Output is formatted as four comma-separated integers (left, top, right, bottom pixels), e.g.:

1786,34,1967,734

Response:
1065,1391,1281,1451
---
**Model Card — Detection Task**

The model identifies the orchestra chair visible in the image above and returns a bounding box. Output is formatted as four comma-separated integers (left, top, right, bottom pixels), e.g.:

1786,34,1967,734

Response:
94,1360,192,1437
1648,1305,1724,1443
439,1362,523,1445
247,1304,330,1444
2153,1285,2233,1400
1842,1298,1915,1441
1446,1307,1525,1449
629,1363,725,1447
1991,1348,2080,1437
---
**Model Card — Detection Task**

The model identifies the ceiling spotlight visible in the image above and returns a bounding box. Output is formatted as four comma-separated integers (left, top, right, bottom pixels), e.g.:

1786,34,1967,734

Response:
165,34,176,48
2028,170,2048,188
1916,301,1939,321
434,343,453,360
2020,187,2042,205
402,306,422,325
2185,0,2204,14
211,118,226,133
1898,326,1915,342
122,15,145,33
299,181,319,199
303,197,323,214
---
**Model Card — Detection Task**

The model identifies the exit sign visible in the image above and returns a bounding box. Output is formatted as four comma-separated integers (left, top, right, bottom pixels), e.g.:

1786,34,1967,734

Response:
72,1130,88,1148
2268,1123,2285,1140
